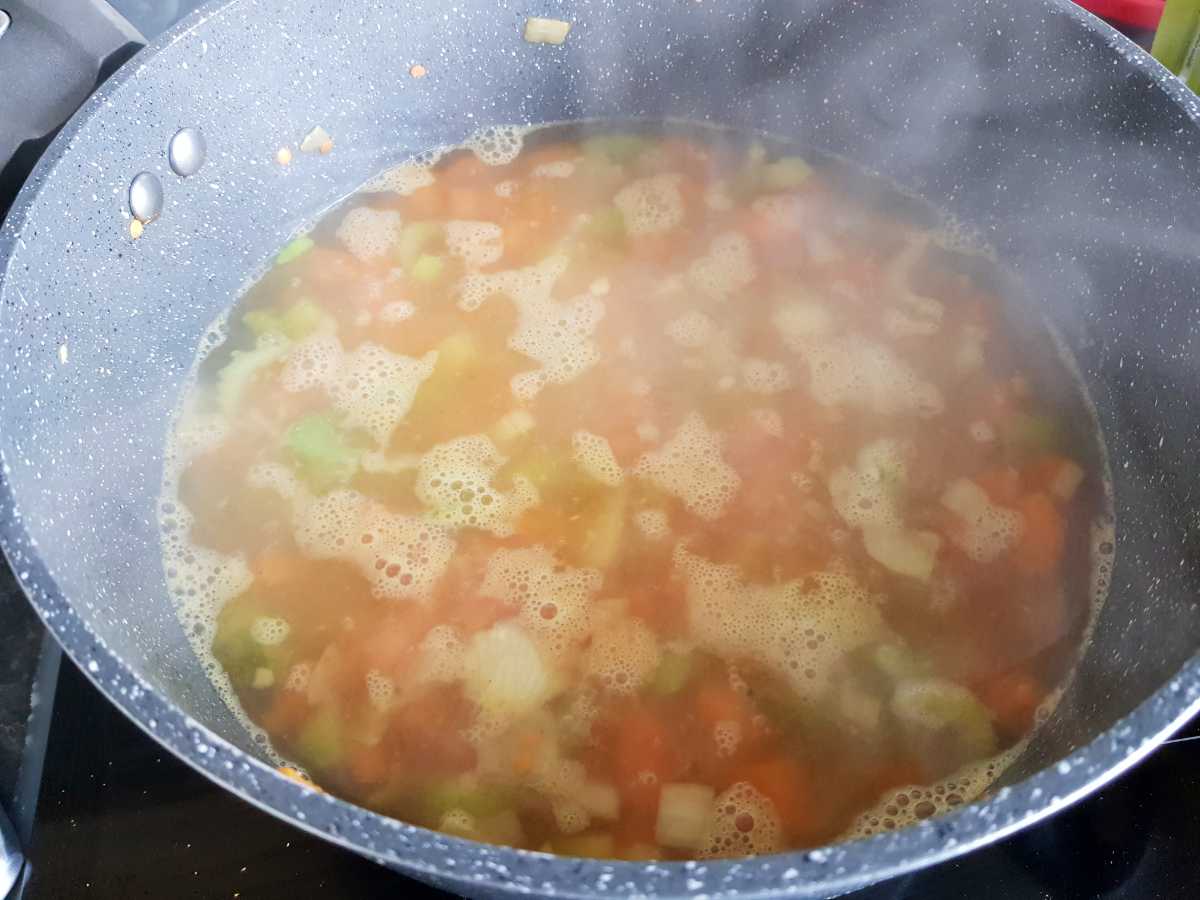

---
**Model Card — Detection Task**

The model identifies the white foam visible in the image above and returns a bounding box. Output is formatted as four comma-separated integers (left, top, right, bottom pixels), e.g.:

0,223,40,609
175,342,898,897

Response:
665,310,715,349
713,720,742,758
796,334,944,418
250,616,291,646
379,300,416,323
494,179,518,198
688,231,756,300
585,615,660,694
293,488,456,601
365,668,396,710
940,478,1023,563
445,220,504,268
633,413,740,521
414,624,467,684
281,334,437,446
634,509,670,540
741,358,792,395
772,300,836,345
828,439,908,531
532,160,576,179
459,255,604,400
464,124,527,167
571,430,624,486
480,546,602,658
363,159,436,196
614,174,685,236
416,434,539,537
697,781,783,859
336,207,403,261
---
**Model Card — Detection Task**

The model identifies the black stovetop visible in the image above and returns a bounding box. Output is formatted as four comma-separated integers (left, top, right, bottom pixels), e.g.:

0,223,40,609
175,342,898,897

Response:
2,2,1196,898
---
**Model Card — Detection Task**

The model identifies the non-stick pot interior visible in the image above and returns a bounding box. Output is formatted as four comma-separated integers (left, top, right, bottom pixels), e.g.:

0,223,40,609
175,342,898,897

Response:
2,0,1200,849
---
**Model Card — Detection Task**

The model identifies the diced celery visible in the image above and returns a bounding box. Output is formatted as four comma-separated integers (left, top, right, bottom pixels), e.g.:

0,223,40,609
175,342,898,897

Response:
584,206,627,246
284,413,359,491
891,677,997,765
1002,412,1061,458
655,783,715,850
759,156,814,192
296,709,343,770
216,336,288,416
397,221,444,269
422,777,515,821
252,667,276,689
244,299,327,341
275,235,315,266
551,832,616,859
579,486,627,569
410,253,446,283
651,649,693,696
582,133,650,164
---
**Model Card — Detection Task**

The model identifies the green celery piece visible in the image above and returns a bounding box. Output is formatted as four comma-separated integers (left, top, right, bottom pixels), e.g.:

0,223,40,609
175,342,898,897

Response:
212,598,286,686
1152,0,1200,74
398,222,444,269
411,253,446,283
1002,412,1061,458
280,298,326,339
652,650,693,696
296,709,344,770
759,156,814,192
243,309,283,337
893,678,997,761
285,414,359,490
216,336,287,416
435,332,482,378
422,779,515,821
582,133,650,164
276,235,315,266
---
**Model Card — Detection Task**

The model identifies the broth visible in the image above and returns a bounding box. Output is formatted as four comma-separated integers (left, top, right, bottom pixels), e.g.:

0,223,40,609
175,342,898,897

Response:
161,123,1104,860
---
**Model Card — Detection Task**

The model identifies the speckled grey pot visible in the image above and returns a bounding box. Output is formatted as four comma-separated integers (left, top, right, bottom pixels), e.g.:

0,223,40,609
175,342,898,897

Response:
3,0,1200,896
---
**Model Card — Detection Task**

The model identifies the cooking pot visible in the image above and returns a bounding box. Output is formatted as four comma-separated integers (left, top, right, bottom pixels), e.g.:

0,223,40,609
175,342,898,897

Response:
2,0,1200,896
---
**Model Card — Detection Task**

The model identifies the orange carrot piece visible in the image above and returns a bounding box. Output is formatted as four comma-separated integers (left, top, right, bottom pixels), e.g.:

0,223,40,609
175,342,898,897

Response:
974,466,1022,506
254,552,302,588
979,670,1044,737
743,757,813,840
1011,492,1065,575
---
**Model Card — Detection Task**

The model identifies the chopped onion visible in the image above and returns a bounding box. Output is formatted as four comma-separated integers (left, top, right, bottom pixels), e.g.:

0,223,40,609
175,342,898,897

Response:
656,783,715,850
1051,460,1085,501
524,17,571,45
862,526,941,582
579,781,621,821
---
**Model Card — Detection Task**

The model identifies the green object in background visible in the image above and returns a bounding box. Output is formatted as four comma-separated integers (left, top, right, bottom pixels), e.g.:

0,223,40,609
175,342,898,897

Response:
1152,0,1200,91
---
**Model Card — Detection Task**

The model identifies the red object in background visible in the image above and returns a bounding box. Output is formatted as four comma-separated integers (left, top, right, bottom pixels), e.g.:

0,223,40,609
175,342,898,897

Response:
1074,0,1165,30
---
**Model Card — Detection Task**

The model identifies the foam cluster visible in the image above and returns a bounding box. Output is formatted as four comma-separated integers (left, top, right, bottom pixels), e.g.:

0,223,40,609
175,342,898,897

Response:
940,478,1024,563
480,546,602,658
363,159,436,195
633,413,740,521
336,207,403,261
571,430,624,487
634,508,670,540
414,624,467,684
445,220,504,268
688,232,757,299
464,124,527,166
294,488,456,601
532,160,576,179
364,668,396,710
796,334,944,418
614,174,685,236
584,615,660,694
772,300,836,345
416,434,539,537
250,616,290,646
697,781,783,859
459,255,604,401
675,545,885,707
741,358,793,395
828,439,908,531
282,334,438,445
665,310,716,349
379,300,416,323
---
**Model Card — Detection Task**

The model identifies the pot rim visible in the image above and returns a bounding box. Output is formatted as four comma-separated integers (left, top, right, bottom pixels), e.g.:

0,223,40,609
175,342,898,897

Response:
2,0,1198,896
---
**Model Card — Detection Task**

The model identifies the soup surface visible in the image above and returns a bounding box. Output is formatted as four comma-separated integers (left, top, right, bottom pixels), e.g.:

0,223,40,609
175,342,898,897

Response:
163,125,1101,860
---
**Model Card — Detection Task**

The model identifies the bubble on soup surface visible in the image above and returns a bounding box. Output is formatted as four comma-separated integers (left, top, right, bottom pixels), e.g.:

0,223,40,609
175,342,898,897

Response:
614,174,685,236
633,413,740,521
571,430,624,487
688,231,757,300
480,546,602,658
634,509,670,540
445,220,504,268
795,333,944,418
464,124,527,166
294,489,456,601
416,434,539,537
336,207,403,261
585,615,660,694
458,255,604,400
364,669,396,709
362,159,436,195
741,358,792,395
414,625,467,684
665,310,715,349
828,438,909,531
698,782,783,859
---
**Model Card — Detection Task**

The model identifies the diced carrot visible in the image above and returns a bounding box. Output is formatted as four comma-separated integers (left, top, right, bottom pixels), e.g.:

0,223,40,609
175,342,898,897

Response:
1011,492,1065,575
511,730,545,776
742,757,814,840
613,704,674,786
974,466,1022,506
390,685,478,775
348,742,391,786
262,689,311,737
695,682,749,728
254,552,303,588
978,670,1044,738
